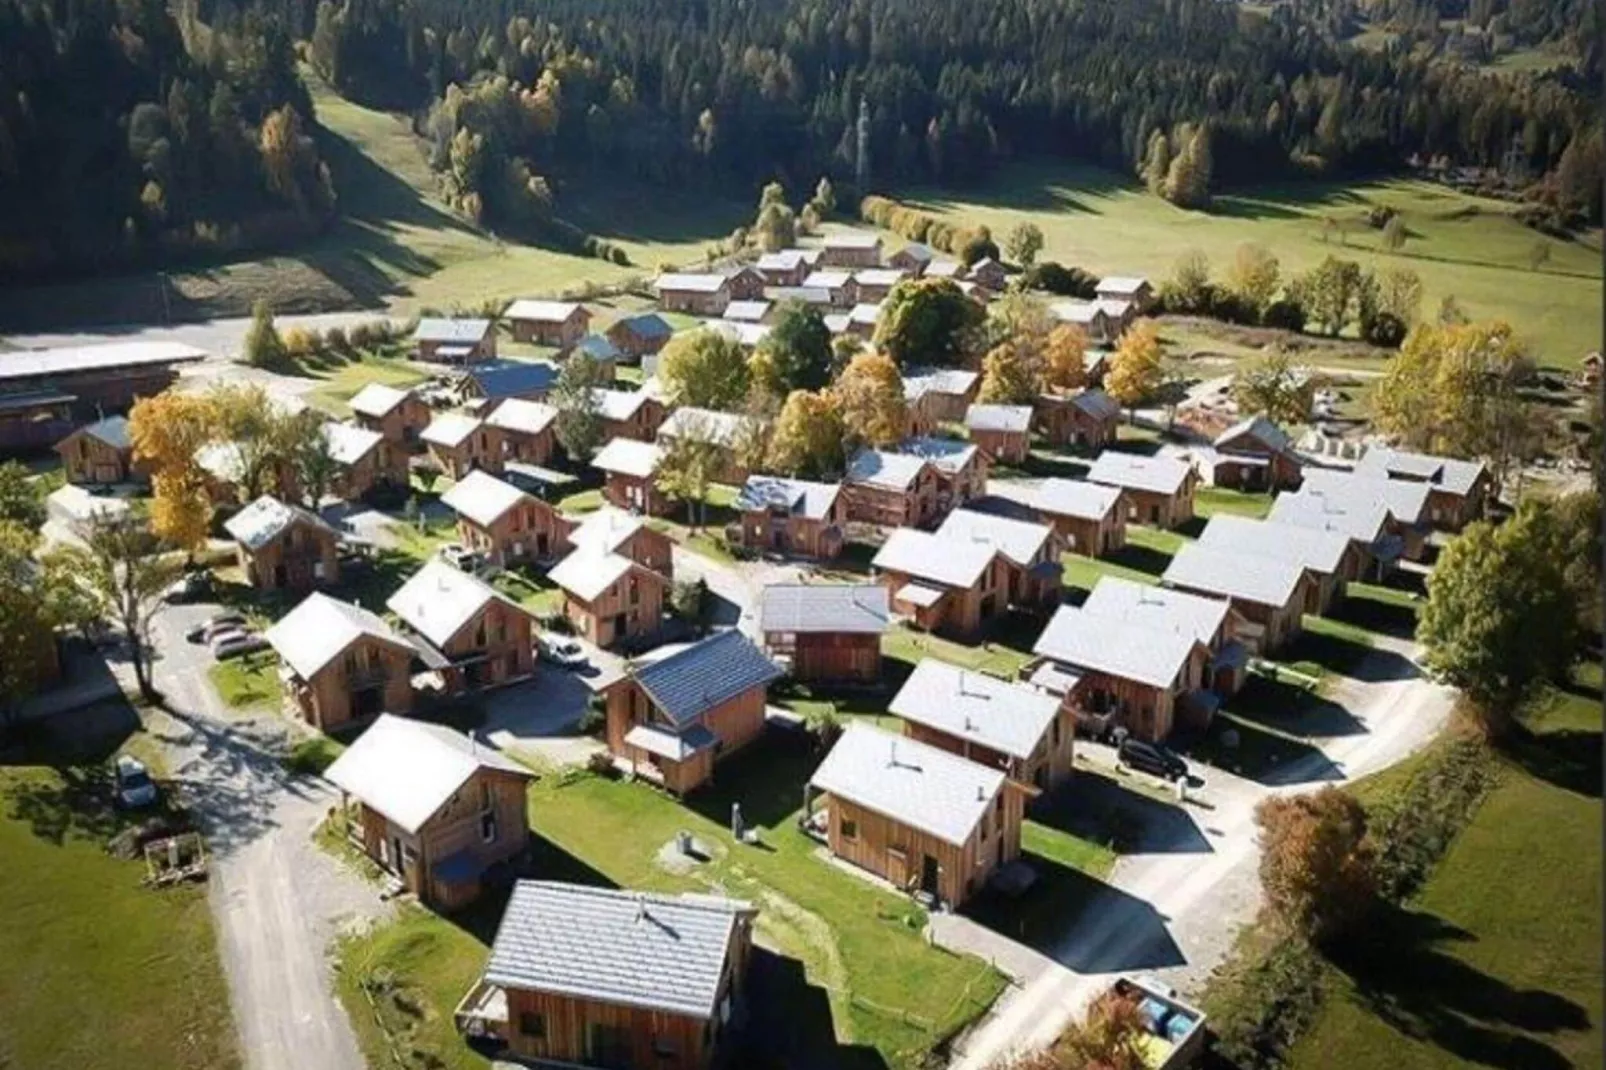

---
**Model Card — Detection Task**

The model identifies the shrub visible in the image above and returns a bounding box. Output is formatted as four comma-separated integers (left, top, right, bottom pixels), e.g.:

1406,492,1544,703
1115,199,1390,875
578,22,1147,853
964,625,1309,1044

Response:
324,326,350,354
1366,204,1398,229
348,322,377,349
1363,310,1408,348
1205,937,1327,1070
586,750,619,778
1207,286,1260,325
284,737,342,777
1028,261,1100,298
1262,298,1308,332
1368,736,1497,902
578,695,607,735
283,327,321,359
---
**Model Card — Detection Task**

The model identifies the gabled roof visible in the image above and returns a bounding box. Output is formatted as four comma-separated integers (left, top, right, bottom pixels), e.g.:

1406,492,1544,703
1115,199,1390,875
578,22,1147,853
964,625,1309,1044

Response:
223,494,335,552
756,250,811,271
1049,301,1109,326
722,300,771,323
573,334,621,362
1080,576,1231,647
324,714,531,835
73,415,131,449
655,273,728,293
1300,468,1431,526
487,398,559,437
763,286,833,305
1034,604,1202,690
505,299,584,323
925,260,965,279
565,506,650,556
1096,276,1150,296
610,312,673,340
421,412,483,449
1092,298,1134,319
1214,414,1295,455
441,470,531,527
263,591,410,680
809,723,1005,846
970,256,1004,275
848,302,882,326
658,406,758,448
936,507,1052,567
853,269,906,288
348,383,413,418
822,232,880,249
1017,477,1123,521
705,321,771,348
759,584,889,635
460,360,560,400
890,659,1060,761
324,422,383,466
802,269,854,290
873,527,996,589
898,436,981,475
0,340,205,382
1353,446,1486,498
845,448,931,491
1069,389,1121,421
483,881,753,1019
1162,542,1307,608
734,475,840,520
1087,451,1193,496
1268,489,1389,545
415,317,491,343
902,366,979,401
1198,514,1351,576
965,404,1032,434
196,441,248,484
631,630,781,726
894,243,936,264
592,437,663,478
549,546,640,602
590,388,653,423
387,559,517,648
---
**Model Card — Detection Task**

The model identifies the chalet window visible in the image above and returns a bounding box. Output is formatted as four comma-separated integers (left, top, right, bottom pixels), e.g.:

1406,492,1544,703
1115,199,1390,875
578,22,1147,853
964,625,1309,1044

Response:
495,620,506,643
518,1012,545,1038
628,577,640,606
1052,716,1061,746
480,810,497,843
840,817,858,841
653,1036,679,1058
475,624,487,647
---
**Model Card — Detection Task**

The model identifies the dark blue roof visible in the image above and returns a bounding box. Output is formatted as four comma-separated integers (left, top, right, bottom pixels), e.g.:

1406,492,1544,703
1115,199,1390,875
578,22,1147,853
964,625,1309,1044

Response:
634,630,782,726
465,360,560,399
614,313,673,340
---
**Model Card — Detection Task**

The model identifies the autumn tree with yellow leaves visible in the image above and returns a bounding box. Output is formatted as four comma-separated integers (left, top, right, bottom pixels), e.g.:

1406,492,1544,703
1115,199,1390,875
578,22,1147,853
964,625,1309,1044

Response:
830,352,908,449
766,390,846,479
1104,319,1165,421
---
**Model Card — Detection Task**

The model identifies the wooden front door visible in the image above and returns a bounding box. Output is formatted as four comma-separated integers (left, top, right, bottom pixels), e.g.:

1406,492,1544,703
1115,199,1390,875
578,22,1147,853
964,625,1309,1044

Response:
920,854,941,897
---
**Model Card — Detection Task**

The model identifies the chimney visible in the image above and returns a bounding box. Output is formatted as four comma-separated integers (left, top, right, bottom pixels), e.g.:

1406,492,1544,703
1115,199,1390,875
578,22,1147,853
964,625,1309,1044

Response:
975,784,985,802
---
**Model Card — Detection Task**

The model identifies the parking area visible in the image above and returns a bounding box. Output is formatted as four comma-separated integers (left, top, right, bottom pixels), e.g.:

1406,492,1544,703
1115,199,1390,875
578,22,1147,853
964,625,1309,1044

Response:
477,665,607,769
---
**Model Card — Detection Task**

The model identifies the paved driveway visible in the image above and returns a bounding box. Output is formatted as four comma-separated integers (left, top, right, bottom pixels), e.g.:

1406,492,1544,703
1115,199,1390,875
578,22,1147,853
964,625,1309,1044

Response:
670,547,804,639
477,667,605,768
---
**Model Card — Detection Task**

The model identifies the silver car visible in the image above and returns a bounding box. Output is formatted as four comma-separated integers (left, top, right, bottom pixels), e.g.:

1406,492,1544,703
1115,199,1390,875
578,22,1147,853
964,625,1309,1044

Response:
114,755,158,809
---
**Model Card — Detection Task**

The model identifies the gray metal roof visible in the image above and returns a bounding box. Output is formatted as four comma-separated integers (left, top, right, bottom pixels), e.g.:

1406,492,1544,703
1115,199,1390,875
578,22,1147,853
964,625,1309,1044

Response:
722,300,771,322
1268,489,1389,544
1069,389,1121,421
1049,301,1107,326
1095,276,1150,297
1300,468,1431,525
756,250,811,271
591,437,663,477
74,415,132,449
763,286,833,305
462,360,560,400
1214,414,1294,454
809,723,1006,846
759,584,889,635
0,340,205,382
548,546,636,602
1080,576,1231,647
659,406,757,448
655,273,729,293
1162,542,1306,608
845,448,930,490
574,334,621,361
1087,451,1193,496
442,470,530,527
611,312,673,340
899,436,980,474
823,232,880,249
873,527,996,589
631,630,781,726
889,659,1059,761
1033,605,1203,690
734,475,840,520
484,881,753,1018
1022,477,1123,521
223,494,334,552
894,243,936,263
935,507,1051,567
1354,446,1485,498
1197,514,1351,576
965,404,1032,434
263,591,409,680
415,317,492,344
589,388,651,423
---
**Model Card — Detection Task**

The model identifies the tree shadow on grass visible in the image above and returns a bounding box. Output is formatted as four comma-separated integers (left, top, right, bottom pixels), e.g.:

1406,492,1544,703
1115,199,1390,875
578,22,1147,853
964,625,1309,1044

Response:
1499,725,1603,800
1032,766,1213,856
1331,905,1589,1070
1329,594,1420,641
685,730,818,833
1228,675,1368,740
1283,630,1416,682
0,698,140,768
733,948,890,1070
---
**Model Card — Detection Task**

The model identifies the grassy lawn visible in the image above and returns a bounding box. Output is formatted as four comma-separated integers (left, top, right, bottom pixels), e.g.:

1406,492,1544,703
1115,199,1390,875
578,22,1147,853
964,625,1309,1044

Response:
284,735,347,777
555,487,604,514
889,161,1601,365
336,736,1008,1070
491,567,564,619
1290,669,1603,1069
1060,525,1179,596
1194,485,1274,519
390,514,457,562
0,758,239,1070
881,622,1035,679
206,650,281,710
298,349,430,416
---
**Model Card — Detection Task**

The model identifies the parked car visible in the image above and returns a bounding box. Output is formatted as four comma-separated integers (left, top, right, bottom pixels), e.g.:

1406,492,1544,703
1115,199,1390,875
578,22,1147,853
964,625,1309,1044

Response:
438,543,486,572
186,613,247,644
538,632,588,669
162,571,213,604
1117,737,1189,782
113,755,159,809
212,632,268,661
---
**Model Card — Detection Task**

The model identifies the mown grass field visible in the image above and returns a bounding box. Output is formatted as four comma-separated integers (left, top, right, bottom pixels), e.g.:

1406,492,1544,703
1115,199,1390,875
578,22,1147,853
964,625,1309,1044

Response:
888,161,1602,366
1290,668,1603,1070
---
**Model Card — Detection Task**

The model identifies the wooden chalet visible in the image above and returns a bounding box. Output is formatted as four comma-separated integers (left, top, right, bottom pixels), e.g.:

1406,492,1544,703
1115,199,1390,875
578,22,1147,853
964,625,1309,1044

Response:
549,509,674,649
415,318,496,363
55,416,141,484
892,659,1073,792
442,470,571,567
422,413,504,479
1095,276,1156,312
326,715,533,909
455,360,562,410
967,257,1008,292
485,399,559,465
325,421,407,501
994,477,1127,558
1297,468,1433,561
1198,514,1362,616
818,232,883,268
0,340,204,452
592,437,671,516
594,388,668,443
805,723,1023,909
801,269,858,308
851,268,907,304
1034,388,1120,450
1210,415,1303,491
754,249,818,287
196,441,300,506
603,630,782,794
964,404,1032,465
889,243,936,276
1352,446,1491,531
1049,302,1116,346
842,448,941,528
656,407,761,485
759,583,889,685
606,312,675,361
1161,542,1312,654
504,300,590,349
898,437,989,514
461,882,755,1069
1087,451,1198,529
349,384,431,450
655,273,731,316
263,592,417,732
903,367,981,432
388,560,536,694
731,475,846,559
223,495,341,593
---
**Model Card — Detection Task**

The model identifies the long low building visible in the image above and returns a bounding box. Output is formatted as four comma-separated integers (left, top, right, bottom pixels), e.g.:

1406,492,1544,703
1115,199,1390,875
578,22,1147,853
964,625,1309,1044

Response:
1,340,207,451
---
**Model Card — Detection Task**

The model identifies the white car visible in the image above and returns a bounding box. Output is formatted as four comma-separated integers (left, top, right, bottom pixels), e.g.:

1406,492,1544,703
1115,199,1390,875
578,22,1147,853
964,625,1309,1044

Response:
212,632,268,661
538,633,588,669
114,755,158,809
438,543,486,572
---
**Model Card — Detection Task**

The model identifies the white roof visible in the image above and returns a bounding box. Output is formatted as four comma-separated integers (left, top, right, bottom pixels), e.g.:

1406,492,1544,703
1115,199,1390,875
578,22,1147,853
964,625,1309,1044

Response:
926,260,965,278
1034,605,1202,690
592,436,663,478
1080,576,1231,647
565,506,648,555
802,270,854,290
505,299,583,323
1016,477,1123,521
0,340,205,382
196,441,247,483
421,412,482,449
1087,451,1193,496
659,406,756,448
1092,298,1134,319
1354,446,1485,498
589,389,651,423
324,715,530,835
822,232,880,249
655,273,728,293
810,723,1004,846
899,436,980,475
903,366,979,401
823,313,851,335
1050,301,1107,326
853,269,906,287
263,591,408,680
486,398,558,437
442,470,530,527
890,659,1060,761
848,302,883,326
1300,468,1431,526
705,321,771,348
722,300,771,322
874,527,996,589
1162,542,1307,608
387,559,510,648
1198,514,1351,576
223,495,333,552
935,508,1052,567
756,250,810,271
415,317,491,343
549,546,636,602
347,383,412,418
965,404,1032,434
735,475,841,520
759,584,889,634
1268,489,1389,545
1096,276,1150,296
846,448,931,490
324,421,383,466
